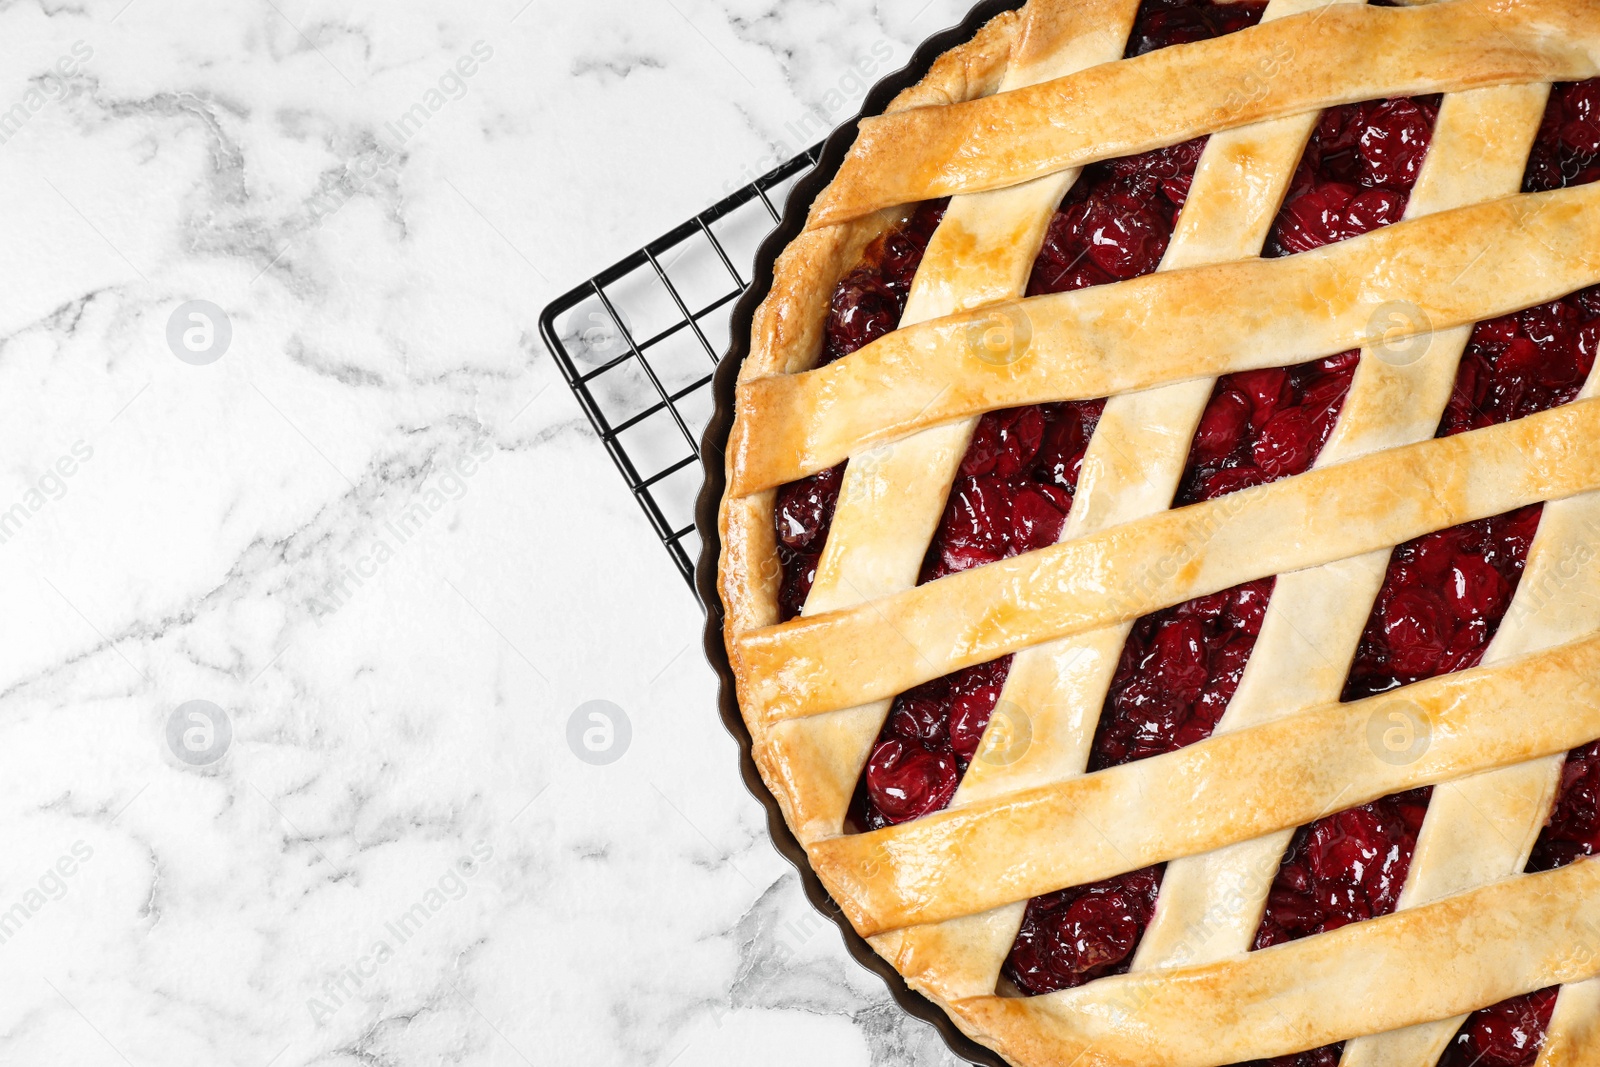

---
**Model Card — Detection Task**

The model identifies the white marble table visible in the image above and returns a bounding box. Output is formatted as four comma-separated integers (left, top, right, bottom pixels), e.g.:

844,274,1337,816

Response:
0,1,978,1063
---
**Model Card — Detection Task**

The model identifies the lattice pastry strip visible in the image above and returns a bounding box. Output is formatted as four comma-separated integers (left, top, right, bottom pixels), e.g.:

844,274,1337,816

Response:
716,0,1600,1062
809,0,1600,226
1341,388,1600,1067
908,91,1593,1067
1542,979,1600,1066
741,391,1600,723
755,0,1145,847
877,0,1347,1003
952,856,1600,1067
733,183,1600,493
1136,80,1553,978
811,632,1600,931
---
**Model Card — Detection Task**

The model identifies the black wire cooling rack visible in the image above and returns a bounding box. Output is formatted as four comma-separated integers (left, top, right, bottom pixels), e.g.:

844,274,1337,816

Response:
538,145,825,588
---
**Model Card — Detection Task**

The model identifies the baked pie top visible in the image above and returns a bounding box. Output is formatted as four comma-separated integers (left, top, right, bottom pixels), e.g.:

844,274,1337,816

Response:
714,0,1600,1064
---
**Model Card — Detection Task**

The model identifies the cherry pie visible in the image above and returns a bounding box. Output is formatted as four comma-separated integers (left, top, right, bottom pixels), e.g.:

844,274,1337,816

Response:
716,0,1600,1063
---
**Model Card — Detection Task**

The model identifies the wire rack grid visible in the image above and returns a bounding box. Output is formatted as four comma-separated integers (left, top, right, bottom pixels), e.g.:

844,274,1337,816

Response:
538,145,824,589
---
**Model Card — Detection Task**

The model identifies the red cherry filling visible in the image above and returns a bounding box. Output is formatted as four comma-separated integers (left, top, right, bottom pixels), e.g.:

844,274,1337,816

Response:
1028,3,1271,297
1088,578,1271,769
774,200,949,620
848,405,1101,833
1242,293,1597,1064
1435,302,1600,439
1003,90,1438,996
1126,0,1267,57
1523,81,1600,194
1027,138,1209,295
1339,504,1545,700
1245,84,1600,1058
919,402,1102,583
845,407,1103,833
777,0,1270,622
1172,350,1362,507
1005,866,1164,994
1254,73,1599,901
823,199,950,365
853,655,1013,829
1265,96,1440,258
1253,293,1596,947
1087,92,1442,775
1529,738,1600,873
1443,742,1600,1067
849,0,1267,830
860,738,960,823
1439,989,1560,1067
1254,788,1431,948
774,463,844,621
1018,84,1600,1008
1338,288,1600,700
1508,99,1600,1065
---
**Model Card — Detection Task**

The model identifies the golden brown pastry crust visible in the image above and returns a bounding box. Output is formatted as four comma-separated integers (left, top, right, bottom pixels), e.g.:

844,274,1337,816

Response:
829,0,1346,1006
947,857,1600,1067
714,1,1600,1064
724,0,1148,847
808,0,1600,227
719,4,1025,636
1131,82,1570,1065
731,182,1600,494
738,397,1600,722
807,628,1600,933
718,5,1028,844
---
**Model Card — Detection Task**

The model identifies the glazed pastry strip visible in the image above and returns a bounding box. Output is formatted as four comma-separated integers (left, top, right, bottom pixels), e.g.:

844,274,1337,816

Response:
739,397,1600,723
1109,71,1600,1067
884,0,1349,1002
760,0,1145,844
1341,367,1600,1067
729,0,1600,1062
949,857,1600,1067
732,181,1600,493
806,630,1600,934
723,0,1600,1062
807,0,1600,227
1541,981,1600,1067
1134,80,1550,981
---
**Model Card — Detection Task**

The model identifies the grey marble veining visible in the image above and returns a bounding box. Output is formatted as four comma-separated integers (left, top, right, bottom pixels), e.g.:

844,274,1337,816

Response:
0,1,978,1064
